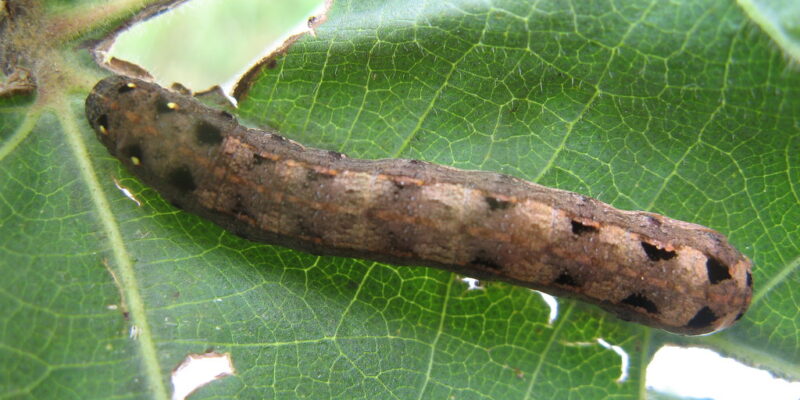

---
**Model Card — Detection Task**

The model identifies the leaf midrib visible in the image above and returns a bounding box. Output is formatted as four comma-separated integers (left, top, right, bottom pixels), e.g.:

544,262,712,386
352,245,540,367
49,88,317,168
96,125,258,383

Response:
59,102,169,400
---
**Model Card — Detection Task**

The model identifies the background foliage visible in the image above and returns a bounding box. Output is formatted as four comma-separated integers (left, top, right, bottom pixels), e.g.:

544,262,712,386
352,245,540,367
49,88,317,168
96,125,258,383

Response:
1,0,798,399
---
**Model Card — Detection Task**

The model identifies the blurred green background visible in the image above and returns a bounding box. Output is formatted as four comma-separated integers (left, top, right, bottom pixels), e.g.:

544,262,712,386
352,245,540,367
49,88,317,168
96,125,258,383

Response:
108,0,326,93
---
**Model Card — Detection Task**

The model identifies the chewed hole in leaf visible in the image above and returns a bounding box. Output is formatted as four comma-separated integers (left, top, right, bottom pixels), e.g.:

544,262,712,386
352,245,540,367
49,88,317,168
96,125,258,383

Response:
97,0,331,98
172,351,235,400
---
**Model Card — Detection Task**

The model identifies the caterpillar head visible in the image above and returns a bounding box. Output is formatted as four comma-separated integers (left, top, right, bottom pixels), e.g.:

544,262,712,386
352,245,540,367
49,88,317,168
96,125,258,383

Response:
86,76,231,199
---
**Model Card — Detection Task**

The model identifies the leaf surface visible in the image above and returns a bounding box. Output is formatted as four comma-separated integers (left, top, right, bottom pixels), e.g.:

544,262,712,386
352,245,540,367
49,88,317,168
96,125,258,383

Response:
0,0,798,399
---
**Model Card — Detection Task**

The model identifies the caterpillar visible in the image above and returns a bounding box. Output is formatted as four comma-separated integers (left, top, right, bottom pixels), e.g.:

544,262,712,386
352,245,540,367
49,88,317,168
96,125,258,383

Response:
85,75,753,335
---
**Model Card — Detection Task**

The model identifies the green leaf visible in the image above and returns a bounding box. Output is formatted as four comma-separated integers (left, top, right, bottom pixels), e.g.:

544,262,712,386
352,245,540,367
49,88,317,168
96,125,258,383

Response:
1,0,798,399
738,0,800,63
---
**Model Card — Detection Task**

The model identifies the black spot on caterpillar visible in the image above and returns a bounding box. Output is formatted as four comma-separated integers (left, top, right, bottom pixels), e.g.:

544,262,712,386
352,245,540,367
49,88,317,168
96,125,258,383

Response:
706,256,733,284
195,120,223,145
485,196,513,211
571,220,598,235
167,166,197,193
686,306,719,329
621,293,659,314
86,76,753,335
553,272,580,287
641,241,677,261
470,254,504,271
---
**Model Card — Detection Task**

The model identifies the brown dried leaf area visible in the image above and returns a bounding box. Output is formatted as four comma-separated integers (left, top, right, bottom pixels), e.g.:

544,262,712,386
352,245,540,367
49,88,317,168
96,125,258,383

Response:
0,0,143,104
2,1,63,101
87,75,754,336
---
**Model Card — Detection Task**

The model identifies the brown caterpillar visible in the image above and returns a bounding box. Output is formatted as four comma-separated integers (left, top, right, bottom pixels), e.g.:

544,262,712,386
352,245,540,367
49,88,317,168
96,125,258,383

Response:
86,76,752,335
